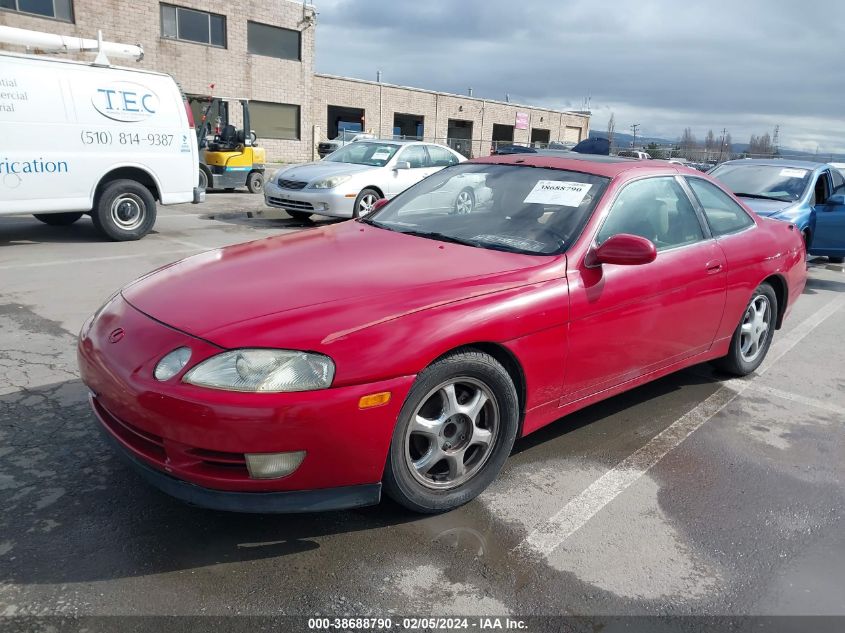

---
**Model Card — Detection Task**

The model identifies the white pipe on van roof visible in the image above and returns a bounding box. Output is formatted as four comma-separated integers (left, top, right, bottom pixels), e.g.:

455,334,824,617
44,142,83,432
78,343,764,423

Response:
0,26,143,62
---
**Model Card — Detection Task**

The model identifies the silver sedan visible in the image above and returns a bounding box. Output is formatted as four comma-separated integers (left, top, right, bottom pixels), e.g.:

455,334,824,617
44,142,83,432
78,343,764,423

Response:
264,140,466,220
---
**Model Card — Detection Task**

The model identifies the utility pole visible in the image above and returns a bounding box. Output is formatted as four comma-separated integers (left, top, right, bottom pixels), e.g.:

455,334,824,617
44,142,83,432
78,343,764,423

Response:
630,123,640,149
717,127,727,164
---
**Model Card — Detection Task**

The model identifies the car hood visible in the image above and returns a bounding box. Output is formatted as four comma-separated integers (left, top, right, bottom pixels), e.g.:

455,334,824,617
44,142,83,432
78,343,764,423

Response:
738,197,795,217
121,222,560,350
276,161,374,183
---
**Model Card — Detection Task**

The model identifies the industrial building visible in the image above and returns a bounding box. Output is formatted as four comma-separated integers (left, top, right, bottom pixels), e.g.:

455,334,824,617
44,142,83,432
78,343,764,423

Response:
0,0,591,162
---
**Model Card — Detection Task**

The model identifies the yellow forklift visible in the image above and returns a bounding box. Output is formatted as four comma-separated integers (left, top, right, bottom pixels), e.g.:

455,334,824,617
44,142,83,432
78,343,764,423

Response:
193,96,266,193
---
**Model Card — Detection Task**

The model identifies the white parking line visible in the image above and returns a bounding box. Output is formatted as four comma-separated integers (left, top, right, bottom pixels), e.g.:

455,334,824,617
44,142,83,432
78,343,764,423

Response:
517,294,845,558
749,383,845,417
0,248,194,271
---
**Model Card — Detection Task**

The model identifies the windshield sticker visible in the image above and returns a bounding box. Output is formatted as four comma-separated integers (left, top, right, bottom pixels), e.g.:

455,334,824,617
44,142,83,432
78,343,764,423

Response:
779,168,807,178
523,180,592,206
372,148,392,160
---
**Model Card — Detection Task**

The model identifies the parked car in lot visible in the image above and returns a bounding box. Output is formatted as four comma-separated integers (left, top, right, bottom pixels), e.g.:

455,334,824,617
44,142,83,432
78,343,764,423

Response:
615,150,652,159
317,130,376,158
79,155,806,514
710,159,845,261
264,140,465,219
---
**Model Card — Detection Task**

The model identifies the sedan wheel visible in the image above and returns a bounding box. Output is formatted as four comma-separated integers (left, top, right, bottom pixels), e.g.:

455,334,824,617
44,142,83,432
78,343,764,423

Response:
405,378,498,490
713,282,777,376
739,294,771,363
452,188,475,215
355,188,381,218
384,350,519,513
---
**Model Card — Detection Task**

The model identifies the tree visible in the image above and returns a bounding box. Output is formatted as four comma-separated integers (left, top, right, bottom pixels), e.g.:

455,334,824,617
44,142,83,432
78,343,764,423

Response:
607,113,615,148
724,132,733,158
646,142,665,159
705,129,716,153
679,127,698,159
748,132,773,157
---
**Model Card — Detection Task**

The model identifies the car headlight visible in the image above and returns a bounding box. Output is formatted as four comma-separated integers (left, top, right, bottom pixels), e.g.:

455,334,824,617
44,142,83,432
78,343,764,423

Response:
182,349,335,392
309,175,352,189
154,347,192,381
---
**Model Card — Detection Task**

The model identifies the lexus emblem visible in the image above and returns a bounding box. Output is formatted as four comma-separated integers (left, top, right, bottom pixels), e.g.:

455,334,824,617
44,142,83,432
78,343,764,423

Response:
108,328,125,343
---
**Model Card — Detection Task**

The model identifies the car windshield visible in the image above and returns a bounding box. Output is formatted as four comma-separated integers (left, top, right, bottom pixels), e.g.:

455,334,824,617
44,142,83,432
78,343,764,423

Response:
365,163,610,255
709,164,811,202
325,142,400,167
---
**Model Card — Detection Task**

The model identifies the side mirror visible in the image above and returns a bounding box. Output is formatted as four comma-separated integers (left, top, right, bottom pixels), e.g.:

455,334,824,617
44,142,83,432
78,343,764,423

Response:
586,234,657,267
393,161,411,171
826,193,845,207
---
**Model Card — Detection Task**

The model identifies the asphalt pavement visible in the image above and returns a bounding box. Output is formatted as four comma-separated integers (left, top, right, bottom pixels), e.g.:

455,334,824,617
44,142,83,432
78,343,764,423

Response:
1,193,843,627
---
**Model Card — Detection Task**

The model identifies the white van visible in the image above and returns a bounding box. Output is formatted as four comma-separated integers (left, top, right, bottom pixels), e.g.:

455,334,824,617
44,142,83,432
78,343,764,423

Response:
0,44,203,240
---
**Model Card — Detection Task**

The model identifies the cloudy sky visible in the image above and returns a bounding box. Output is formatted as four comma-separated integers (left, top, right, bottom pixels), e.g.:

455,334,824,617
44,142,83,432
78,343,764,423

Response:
313,0,845,154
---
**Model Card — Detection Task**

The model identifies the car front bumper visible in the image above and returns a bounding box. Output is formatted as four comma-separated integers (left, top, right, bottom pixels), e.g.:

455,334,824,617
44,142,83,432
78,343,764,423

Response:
264,180,358,218
77,295,415,511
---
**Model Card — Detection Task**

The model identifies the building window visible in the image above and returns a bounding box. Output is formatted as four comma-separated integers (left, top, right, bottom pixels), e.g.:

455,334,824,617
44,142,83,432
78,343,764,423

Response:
250,101,300,140
161,4,226,48
0,0,73,22
247,21,301,61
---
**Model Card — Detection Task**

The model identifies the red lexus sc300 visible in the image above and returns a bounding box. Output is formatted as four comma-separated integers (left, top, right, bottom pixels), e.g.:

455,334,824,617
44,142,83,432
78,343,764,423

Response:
78,155,807,514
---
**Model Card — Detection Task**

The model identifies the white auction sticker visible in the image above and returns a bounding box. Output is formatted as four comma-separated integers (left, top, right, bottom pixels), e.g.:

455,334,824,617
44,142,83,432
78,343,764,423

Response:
523,180,593,206
779,168,807,178
372,148,392,160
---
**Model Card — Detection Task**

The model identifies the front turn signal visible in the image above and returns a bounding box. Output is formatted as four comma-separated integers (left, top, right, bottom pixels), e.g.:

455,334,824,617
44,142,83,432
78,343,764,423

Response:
359,392,391,409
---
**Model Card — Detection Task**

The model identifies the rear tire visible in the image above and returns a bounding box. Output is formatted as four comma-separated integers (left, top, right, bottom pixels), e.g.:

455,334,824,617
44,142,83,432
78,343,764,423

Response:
247,171,264,194
91,180,156,241
286,210,313,221
383,350,519,514
713,282,777,376
829,256,844,264
33,212,83,226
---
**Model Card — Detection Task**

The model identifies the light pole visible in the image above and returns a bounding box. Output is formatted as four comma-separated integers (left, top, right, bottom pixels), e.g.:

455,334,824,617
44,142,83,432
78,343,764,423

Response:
630,123,640,149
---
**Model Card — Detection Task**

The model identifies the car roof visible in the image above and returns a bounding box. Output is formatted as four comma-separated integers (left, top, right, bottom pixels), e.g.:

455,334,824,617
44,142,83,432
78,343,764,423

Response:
717,158,828,171
470,152,691,179
355,139,428,146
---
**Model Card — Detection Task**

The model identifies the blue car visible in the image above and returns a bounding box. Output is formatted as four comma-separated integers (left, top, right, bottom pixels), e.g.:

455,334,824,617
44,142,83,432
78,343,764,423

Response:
710,159,845,263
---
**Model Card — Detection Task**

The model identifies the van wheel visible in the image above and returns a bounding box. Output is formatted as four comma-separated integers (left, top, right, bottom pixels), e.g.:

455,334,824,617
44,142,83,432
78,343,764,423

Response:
247,171,264,194
33,212,83,226
92,180,157,241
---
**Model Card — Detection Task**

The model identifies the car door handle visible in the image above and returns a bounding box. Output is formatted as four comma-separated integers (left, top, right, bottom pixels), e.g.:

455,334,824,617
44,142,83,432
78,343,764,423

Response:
705,260,723,274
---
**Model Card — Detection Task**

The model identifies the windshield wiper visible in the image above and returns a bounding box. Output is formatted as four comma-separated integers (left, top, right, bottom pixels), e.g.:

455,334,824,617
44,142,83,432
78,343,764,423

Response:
734,192,791,202
398,230,483,248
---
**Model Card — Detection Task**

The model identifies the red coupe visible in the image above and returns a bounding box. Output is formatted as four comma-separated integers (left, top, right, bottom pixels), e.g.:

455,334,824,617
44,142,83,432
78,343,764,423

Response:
78,155,807,514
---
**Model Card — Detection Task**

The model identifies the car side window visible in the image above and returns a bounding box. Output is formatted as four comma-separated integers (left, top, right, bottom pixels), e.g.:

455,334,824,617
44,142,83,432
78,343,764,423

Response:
814,171,832,205
397,145,430,168
687,177,755,237
597,177,704,250
831,168,845,192
427,145,459,167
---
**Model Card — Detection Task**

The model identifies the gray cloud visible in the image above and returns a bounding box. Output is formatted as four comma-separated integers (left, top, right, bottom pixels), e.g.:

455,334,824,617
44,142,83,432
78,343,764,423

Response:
313,0,845,153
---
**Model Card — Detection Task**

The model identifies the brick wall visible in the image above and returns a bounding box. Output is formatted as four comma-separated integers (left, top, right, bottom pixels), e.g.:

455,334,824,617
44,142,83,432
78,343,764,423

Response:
2,1,590,163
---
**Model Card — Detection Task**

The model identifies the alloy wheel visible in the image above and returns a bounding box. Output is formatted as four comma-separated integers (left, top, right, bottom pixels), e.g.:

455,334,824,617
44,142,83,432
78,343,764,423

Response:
740,294,771,362
358,193,378,215
404,377,499,490
454,190,474,214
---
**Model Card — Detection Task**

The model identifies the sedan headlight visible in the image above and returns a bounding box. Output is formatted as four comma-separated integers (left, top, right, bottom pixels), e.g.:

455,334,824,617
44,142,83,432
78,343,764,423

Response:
309,175,352,189
183,349,334,392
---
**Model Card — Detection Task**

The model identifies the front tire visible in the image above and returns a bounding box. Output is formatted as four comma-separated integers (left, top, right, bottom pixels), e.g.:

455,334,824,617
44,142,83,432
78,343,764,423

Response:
713,282,777,376
383,350,519,514
452,188,475,215
247,171,264,194
33,212,83,226
91,180,156,241
354,188,381,218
